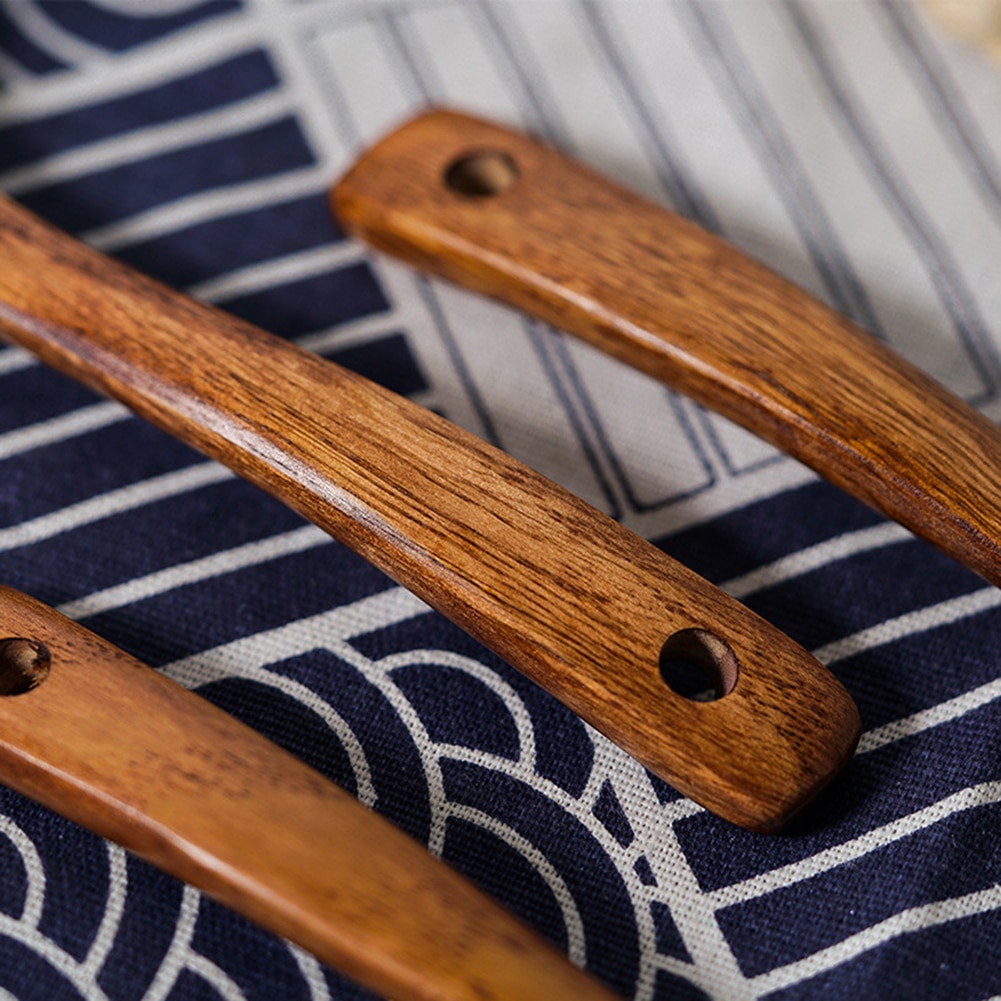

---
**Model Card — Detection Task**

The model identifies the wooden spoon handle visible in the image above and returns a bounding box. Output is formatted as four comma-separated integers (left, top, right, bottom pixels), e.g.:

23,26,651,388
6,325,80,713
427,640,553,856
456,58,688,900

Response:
332,108,1001,590
0,584,620,1001
0,193,858,832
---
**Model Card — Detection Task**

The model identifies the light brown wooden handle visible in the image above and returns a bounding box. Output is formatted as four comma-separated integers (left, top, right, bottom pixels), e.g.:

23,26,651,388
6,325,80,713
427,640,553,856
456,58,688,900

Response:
332,108,1001,590
0,585,620,1001
0,193,859,832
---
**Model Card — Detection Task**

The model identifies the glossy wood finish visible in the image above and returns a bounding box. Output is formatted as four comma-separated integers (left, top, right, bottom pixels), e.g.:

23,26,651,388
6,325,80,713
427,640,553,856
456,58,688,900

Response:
0,193,859,831
332,108,1001,590
0,585,620,1001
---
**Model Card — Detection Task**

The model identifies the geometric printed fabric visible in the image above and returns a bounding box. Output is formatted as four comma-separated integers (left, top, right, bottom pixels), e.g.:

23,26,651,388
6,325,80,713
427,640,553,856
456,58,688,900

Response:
2,1,1001,998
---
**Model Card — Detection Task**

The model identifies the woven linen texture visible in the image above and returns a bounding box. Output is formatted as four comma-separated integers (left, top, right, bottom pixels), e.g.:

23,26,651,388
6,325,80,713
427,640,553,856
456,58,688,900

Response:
2,1,1001,998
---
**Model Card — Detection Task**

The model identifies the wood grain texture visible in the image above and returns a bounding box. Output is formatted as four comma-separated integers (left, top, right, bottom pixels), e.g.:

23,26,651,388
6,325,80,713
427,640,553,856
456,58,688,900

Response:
332,108,1001,591
0,585,620,1001
0,193,859,832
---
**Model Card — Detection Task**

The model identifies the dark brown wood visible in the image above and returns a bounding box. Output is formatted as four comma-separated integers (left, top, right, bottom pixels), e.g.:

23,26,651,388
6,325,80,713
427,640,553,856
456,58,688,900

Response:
0,192,859,832
332,108,1001,590
0,584,620,1001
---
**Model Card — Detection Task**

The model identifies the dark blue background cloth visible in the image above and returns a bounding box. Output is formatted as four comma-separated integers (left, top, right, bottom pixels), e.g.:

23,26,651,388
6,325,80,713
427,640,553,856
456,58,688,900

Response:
2,1,1001,998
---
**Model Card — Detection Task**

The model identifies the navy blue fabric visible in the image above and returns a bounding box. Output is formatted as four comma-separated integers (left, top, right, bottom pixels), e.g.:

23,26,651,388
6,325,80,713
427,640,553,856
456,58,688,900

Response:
441,760,642,998
266,649,435,845
214,264,389,338
96,861,186,1001
114,194,342,287
349,613,599,799
0,50,279,172
661,481,886,585
36,0,239,53
0,5,65,75
2,2,1001,999
18,117,314,234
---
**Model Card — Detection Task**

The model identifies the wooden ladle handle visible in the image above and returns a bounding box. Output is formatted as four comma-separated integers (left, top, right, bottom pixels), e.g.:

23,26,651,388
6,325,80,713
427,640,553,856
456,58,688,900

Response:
332,108,1001,590
0,193,858,832
0,585,621,1001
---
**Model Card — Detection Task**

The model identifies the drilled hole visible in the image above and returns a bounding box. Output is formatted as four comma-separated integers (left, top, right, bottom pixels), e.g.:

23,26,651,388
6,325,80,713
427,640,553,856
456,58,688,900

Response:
659,629,738,703
0,638,50,696
444,151,519,197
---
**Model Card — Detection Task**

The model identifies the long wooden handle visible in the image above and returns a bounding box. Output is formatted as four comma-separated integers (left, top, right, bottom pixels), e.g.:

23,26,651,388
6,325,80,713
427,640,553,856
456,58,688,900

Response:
0,193,858,832
332,108,1001,590
0,585,620,1001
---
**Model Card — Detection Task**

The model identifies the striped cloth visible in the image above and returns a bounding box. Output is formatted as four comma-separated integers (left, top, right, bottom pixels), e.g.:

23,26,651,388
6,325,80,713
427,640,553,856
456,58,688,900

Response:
2,1,1001,998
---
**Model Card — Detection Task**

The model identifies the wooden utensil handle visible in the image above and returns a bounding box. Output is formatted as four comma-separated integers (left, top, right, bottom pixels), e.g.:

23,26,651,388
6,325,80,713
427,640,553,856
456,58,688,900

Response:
0,193,858,832
0,585,620,1001
332,108,1001,589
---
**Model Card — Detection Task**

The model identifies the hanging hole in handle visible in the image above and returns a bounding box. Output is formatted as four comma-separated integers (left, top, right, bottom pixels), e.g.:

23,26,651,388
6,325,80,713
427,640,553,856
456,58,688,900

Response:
659,629,738,703
444,151,519,197
0,638,50,696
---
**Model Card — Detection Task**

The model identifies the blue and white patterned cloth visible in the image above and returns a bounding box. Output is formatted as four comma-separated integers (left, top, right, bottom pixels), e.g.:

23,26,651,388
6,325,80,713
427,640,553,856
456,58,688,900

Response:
2,1,1001,998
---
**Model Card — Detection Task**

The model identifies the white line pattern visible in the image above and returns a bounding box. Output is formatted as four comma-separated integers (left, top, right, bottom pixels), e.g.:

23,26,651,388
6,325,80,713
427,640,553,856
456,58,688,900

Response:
0,90,295,194
0,462,233,552
751,883,1001,995
57,524,332,620
0,401,129,460
80,845,129,979
3,0,1001,998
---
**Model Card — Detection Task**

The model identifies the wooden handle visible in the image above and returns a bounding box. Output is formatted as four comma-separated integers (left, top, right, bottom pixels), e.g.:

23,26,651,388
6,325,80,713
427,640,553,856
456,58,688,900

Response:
332,108,1001,590
0,585,620,1001
0,193,859,832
